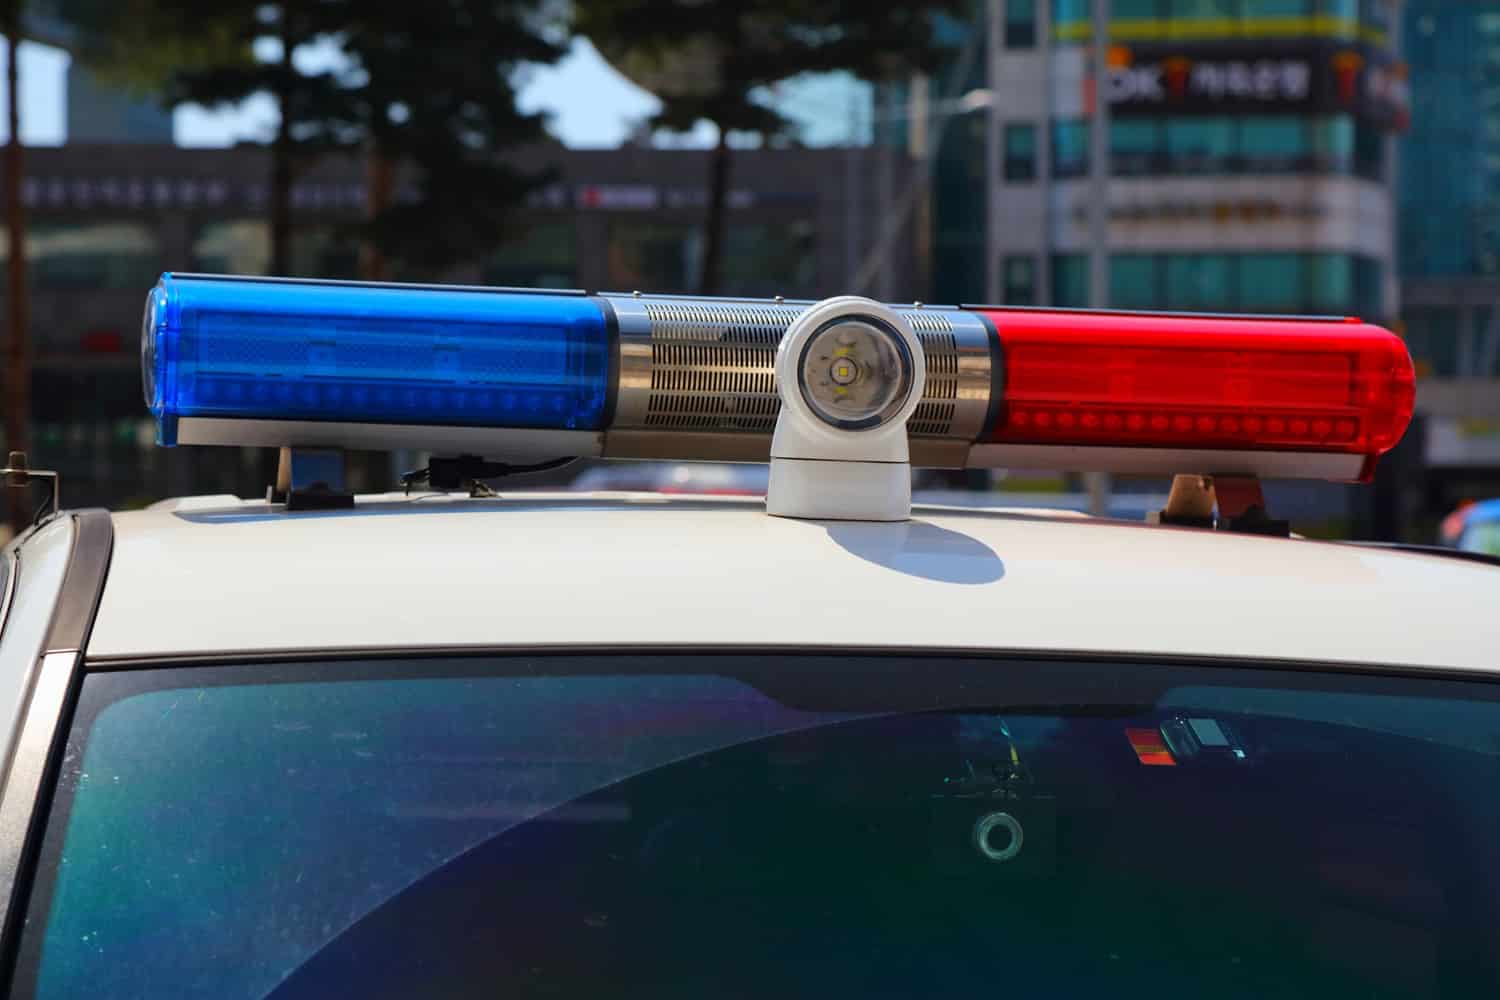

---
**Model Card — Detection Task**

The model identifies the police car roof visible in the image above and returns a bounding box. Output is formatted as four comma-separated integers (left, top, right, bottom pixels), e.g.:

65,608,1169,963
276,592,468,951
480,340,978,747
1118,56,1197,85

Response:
86,491,1499,674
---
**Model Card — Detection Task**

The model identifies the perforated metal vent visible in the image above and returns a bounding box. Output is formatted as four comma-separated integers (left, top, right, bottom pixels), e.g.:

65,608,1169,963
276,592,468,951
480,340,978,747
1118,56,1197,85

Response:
642,302,791,432
610,295,992,442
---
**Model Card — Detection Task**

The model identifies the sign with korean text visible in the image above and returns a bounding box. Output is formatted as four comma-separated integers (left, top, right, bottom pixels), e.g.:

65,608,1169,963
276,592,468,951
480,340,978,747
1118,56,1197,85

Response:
1105,42,1409,131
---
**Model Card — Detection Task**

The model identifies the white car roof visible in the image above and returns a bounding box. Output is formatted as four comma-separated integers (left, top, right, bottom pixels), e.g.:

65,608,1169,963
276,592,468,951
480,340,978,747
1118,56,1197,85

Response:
87,491,1500,673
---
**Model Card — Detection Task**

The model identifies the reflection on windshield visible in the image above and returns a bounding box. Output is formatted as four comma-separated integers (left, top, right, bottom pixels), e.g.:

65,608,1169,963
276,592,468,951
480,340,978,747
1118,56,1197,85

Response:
17,656,1500,999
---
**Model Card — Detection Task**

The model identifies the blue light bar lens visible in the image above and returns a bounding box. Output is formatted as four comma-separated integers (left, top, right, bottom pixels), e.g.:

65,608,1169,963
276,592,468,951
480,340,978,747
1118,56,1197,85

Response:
144,274,612,445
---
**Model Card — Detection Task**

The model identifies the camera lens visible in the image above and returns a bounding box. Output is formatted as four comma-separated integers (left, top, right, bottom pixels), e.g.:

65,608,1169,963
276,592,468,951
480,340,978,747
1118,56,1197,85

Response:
796,317,915,430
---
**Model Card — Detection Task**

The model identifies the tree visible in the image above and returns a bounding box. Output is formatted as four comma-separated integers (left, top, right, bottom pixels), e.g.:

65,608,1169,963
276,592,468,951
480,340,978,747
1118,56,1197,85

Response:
323,0,566,279
574,1,965,294
3,0,28,535
60,0,566,279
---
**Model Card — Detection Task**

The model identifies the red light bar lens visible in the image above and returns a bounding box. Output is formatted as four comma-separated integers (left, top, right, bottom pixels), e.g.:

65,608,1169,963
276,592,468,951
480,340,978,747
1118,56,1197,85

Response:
980,311,1415,463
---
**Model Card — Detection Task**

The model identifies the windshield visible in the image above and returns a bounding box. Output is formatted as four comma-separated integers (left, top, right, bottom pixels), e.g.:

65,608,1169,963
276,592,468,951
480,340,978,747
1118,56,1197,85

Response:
16,655,1500,999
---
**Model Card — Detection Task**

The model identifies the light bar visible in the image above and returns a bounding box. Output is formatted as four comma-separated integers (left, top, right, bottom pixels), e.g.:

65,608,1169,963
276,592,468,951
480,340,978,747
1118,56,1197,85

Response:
970,308,1415,482
141,274,1416,482
144,274,611,446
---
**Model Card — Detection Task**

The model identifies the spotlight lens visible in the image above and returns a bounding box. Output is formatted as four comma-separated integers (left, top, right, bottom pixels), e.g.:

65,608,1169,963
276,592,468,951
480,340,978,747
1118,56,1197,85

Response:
796,317,914,430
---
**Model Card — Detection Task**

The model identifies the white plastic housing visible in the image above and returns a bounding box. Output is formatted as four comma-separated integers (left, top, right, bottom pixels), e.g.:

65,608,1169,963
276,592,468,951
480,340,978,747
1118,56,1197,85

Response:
767,297,926,522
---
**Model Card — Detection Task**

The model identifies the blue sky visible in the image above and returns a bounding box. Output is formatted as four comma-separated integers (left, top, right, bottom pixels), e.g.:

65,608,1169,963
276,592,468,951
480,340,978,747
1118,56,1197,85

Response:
0,37,869,149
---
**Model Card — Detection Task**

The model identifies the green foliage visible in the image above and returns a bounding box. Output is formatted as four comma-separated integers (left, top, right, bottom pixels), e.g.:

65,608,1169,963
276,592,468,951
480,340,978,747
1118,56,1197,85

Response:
58,0,568,276
56,0,254,95
574,0,967,291
575,0,968,137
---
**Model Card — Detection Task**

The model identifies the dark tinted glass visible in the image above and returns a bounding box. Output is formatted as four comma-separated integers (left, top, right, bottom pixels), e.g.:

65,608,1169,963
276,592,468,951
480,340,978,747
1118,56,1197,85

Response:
1110,254,1159,309
1004,255,1037,304
1005,0,1037,47
1004,123,1037,181
1050,252,1089,306
18,656,1500,1000
1051,119,1090,177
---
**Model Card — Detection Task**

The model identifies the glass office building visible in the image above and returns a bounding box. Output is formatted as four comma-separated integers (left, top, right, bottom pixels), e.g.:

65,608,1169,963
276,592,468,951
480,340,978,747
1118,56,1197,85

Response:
943,0,1406,319
1398,2,1500,485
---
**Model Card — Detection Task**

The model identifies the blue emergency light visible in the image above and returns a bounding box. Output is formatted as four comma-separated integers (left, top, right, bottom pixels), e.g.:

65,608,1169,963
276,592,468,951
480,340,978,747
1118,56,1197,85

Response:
144,274,612,446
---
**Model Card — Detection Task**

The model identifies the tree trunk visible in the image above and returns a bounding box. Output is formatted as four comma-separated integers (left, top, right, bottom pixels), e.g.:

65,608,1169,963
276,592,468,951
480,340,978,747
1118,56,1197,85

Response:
4,6,30,535
360,149,395,281
268,3,293,276
698,124,731,295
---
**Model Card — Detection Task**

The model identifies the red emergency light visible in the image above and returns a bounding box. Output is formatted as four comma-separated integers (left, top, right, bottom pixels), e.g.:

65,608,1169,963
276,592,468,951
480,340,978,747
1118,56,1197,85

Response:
970,308,1414,483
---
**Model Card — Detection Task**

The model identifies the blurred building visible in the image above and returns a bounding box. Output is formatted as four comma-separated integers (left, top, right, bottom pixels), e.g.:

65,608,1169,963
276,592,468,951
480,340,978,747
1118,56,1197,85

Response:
883,1,1415,538
20,1,174,142
1400,1,1500,504
0,143,915,508
979,0,1404,319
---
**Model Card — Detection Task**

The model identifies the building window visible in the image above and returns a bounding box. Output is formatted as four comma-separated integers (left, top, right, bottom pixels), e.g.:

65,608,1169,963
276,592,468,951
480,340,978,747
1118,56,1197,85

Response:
1239,116,1310,172
1354,255,1383,320
1165,254,1233,311
606,222,815,297
1109,255,1158,310
1114,0,1160,17
1168,0,1233,17
482,222,576,289
1005,0,1037,48
1248,0,1313,15
291,228,361,280
1309,116,1355,173
1097,252,1380,316
1101,114,1382,179
1051,253,1089,307
1238,254,1305,313
192,221,270,275
1354,120,1384,181
1110,119,1162,176
1051,0,1089,43
1003,255,1036,304
1306,253,1355,315
1004,123,1038,181
608,224,700,293
1401,307,1460,377
1164,118,1235,174
723,222,818,297
1051,119,1090,178
5,223,162,291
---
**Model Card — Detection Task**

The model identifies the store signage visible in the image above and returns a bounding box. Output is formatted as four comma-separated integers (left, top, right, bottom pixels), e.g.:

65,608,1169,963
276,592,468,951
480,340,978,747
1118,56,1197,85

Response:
1071,198,1325,224
5,176,773,215
1106,42,1409,130
574,184,760,211
13,176,378,213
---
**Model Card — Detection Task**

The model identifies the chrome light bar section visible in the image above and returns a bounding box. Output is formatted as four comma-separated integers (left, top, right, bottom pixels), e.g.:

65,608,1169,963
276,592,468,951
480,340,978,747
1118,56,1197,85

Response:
601,294,996,467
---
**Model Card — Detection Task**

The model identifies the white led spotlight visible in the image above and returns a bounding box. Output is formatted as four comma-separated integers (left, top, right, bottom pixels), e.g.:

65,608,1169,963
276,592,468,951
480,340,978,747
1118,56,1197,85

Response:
766,296,926,522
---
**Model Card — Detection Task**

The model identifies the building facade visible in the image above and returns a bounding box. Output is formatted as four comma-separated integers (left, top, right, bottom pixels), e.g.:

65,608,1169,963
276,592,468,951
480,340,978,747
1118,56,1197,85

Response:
0,143,916,508
1399,1,1500,496
980,0,1404,321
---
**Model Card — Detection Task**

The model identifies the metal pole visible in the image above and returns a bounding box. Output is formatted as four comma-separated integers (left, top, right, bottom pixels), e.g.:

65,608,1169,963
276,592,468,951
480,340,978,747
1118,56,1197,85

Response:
1037,0,1053,305
1088,0,1110,309
1084,0,1111,515
985,0,1003,303
4,7,30,535
876,87,895,299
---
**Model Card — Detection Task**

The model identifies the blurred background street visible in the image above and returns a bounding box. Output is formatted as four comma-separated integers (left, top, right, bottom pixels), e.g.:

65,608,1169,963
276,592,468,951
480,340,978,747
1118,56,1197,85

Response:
0,0,1495,544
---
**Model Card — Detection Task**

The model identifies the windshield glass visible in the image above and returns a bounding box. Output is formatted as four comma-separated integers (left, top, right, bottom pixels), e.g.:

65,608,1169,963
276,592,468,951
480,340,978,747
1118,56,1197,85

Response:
16,655,1500,999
